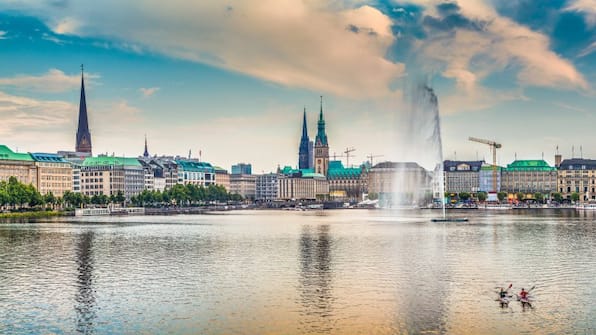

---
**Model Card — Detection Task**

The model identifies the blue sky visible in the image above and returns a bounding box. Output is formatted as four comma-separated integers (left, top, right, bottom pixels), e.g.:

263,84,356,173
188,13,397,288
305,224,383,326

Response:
0,0,594,172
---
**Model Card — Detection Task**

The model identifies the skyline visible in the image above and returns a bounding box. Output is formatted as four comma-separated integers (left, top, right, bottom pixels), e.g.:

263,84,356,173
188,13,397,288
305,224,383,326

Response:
0,1,594,172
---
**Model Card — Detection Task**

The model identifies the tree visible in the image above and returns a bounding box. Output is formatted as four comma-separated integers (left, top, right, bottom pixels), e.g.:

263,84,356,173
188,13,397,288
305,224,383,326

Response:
458,192,471,201
477,192,487,202
367,193,378,200
497,192,507,202
571,192,580,203
534,192,544,203
44,192,56,209
552,192,563,203
516,192,525,202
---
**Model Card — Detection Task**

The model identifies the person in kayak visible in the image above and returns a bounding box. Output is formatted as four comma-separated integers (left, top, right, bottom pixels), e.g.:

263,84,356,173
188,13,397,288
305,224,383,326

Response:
519,288,532,308
498,286,511,307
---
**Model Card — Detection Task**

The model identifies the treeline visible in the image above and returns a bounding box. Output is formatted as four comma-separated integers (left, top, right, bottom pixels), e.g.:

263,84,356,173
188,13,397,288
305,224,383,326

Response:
0,177,44,209
130,184,242,207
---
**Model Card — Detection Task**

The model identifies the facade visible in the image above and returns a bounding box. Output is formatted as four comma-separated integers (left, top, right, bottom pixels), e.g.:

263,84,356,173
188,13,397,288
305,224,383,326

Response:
256,173,279,201
30,153,73,197
139,160,155,191
443,160,484,194
277,171,329,200
230,174,257,200
327,160,366,201
298,109,311,169
214,167,230,191
176,159,216,187
368,162,431,205
75,67,92,156
557,158,596,202
80,156,144,200
231,163,252,175
314,97,329,177
0,145,37,186
479,163,502,193
501,160,557,197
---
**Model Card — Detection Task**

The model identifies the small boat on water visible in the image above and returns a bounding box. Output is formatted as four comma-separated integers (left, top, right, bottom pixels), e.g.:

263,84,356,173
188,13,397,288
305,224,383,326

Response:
576,203,596,210
431,217,468,222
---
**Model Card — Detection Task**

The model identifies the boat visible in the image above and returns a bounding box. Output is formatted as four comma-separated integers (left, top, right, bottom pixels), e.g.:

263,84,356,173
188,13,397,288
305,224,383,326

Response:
431,217,469,222
576,203,596,210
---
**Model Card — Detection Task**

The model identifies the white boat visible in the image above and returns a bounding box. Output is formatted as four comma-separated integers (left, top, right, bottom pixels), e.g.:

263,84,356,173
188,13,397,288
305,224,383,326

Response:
576,204,596,210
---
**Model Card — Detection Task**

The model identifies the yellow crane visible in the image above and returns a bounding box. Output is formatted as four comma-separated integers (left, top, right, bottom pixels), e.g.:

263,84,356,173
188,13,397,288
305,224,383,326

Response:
468,137,502,193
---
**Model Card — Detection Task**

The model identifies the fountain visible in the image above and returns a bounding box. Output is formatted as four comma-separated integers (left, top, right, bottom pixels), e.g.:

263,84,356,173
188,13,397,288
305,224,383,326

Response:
393,79,467,222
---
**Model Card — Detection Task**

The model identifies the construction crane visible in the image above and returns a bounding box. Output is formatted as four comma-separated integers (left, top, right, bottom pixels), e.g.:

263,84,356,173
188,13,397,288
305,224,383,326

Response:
469,137,502,193
344,147,356,167
366,154,384,167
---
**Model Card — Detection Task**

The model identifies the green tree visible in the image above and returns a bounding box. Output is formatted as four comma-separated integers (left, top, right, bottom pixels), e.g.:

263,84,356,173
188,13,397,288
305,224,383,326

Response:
458,192,471,201
497,192,507,202
534,192,544,203
552,192,563,203
477,192,487,202
43,192,56,209
368,192,379,200
516,192,525,202
571,192,580,203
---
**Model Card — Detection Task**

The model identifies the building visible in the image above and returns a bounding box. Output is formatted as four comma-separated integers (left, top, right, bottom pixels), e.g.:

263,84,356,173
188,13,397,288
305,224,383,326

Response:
75,66,92,156
479,163,502,193
314,96,329,177
298,108,311,170
557,158,596,202
139,160,155,191
230,174,257,200
501,160,557,198
277,170,328,200
231,163,252,175
443,160,484,194
176,159,216,187
80,156,144,200
214,166,230,191
327,160,366,201
30,153,73,197
256,173,279,201
0,145,37,186
368,161,431,206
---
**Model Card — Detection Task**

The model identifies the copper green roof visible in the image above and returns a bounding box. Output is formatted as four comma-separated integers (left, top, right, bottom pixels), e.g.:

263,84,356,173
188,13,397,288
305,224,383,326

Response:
0,145,33,161
176,159,214,172
301,172,326,179
281,166,314,175
82,156,142,167
480,164,503,171
31,153,68,163
505,160,556,171
327,160,362,179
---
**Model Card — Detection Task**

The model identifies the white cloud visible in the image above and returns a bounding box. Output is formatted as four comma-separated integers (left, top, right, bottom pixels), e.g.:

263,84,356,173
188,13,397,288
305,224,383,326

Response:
0,69,98,93
0,0,404,98
578,41,596,58
0,31,7,39
139,87,159,97
565,0,596,27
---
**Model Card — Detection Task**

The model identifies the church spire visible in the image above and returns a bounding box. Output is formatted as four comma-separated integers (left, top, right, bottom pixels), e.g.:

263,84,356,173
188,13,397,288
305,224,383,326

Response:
315,95,327,146
143,134,149,157
75,64,92,155
298,107,310,169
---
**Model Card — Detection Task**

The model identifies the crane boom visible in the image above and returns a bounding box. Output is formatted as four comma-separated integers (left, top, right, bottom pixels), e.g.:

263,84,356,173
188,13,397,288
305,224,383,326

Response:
468,136,502,195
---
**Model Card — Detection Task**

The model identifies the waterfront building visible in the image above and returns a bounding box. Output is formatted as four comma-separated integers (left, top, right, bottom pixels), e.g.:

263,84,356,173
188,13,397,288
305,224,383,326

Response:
75,66,92,156
176,159,216,187
57,152,87,193
256,173,279,201
80,156,144,199
479,163,502,193
230,174,257,200
0,145,37,186
214,166,230,191
298,108,311,170
314,96,330,177
443,160,483,194
30,153,73,197
277,168,328,200
139,160,155,191
231,163,252,175
308,140,314,169
501,160,557,198
327,160,367,201
557,158,596,202
368,161,431,205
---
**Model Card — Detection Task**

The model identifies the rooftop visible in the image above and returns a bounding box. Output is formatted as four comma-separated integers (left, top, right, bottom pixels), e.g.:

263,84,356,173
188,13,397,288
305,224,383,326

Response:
82,156,142,167
327,160,362,179
505,160,556,171
176,159,214,172
31,152,68,163
0,145,33,161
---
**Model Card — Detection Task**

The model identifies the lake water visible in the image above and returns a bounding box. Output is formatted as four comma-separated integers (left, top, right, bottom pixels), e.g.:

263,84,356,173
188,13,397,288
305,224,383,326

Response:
1,209,595,334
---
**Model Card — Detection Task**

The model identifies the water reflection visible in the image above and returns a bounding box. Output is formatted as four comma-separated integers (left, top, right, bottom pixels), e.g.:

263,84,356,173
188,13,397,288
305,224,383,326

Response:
298,224,334,334
74,230,96,334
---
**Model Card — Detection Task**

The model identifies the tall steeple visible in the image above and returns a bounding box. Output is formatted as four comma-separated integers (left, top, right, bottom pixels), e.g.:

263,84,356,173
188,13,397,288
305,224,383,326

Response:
143,134,149,158
298,107,310,169
75,64,92,155
314,95,329,177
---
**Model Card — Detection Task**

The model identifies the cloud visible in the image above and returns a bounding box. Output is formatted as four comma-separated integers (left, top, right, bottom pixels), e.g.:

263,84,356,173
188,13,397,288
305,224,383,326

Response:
0,90,74,136
565,0,596,27
0,1,404,98
0,69,98,93
578,41,596,58
139,87,159,97
0,31,6,39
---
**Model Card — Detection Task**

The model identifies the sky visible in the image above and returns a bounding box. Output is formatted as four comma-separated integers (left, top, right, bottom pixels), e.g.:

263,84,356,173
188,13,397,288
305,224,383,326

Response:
0,0,594,172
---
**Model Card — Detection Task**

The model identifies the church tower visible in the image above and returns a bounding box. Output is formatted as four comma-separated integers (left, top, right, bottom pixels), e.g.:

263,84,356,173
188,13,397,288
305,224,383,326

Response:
143,135,150,158
75,65,92,156
298,108,310,169
314,96,329,176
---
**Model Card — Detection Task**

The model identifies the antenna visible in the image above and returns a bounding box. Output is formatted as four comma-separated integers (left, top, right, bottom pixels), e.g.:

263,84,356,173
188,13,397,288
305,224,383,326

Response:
572,146,575,158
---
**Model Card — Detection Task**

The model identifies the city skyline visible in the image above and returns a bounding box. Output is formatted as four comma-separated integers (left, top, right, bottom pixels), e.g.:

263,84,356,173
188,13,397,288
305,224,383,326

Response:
0,1,594,172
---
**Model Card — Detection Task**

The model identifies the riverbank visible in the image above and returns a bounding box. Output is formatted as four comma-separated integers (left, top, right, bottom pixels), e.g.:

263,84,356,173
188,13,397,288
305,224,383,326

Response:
0,210,67,220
